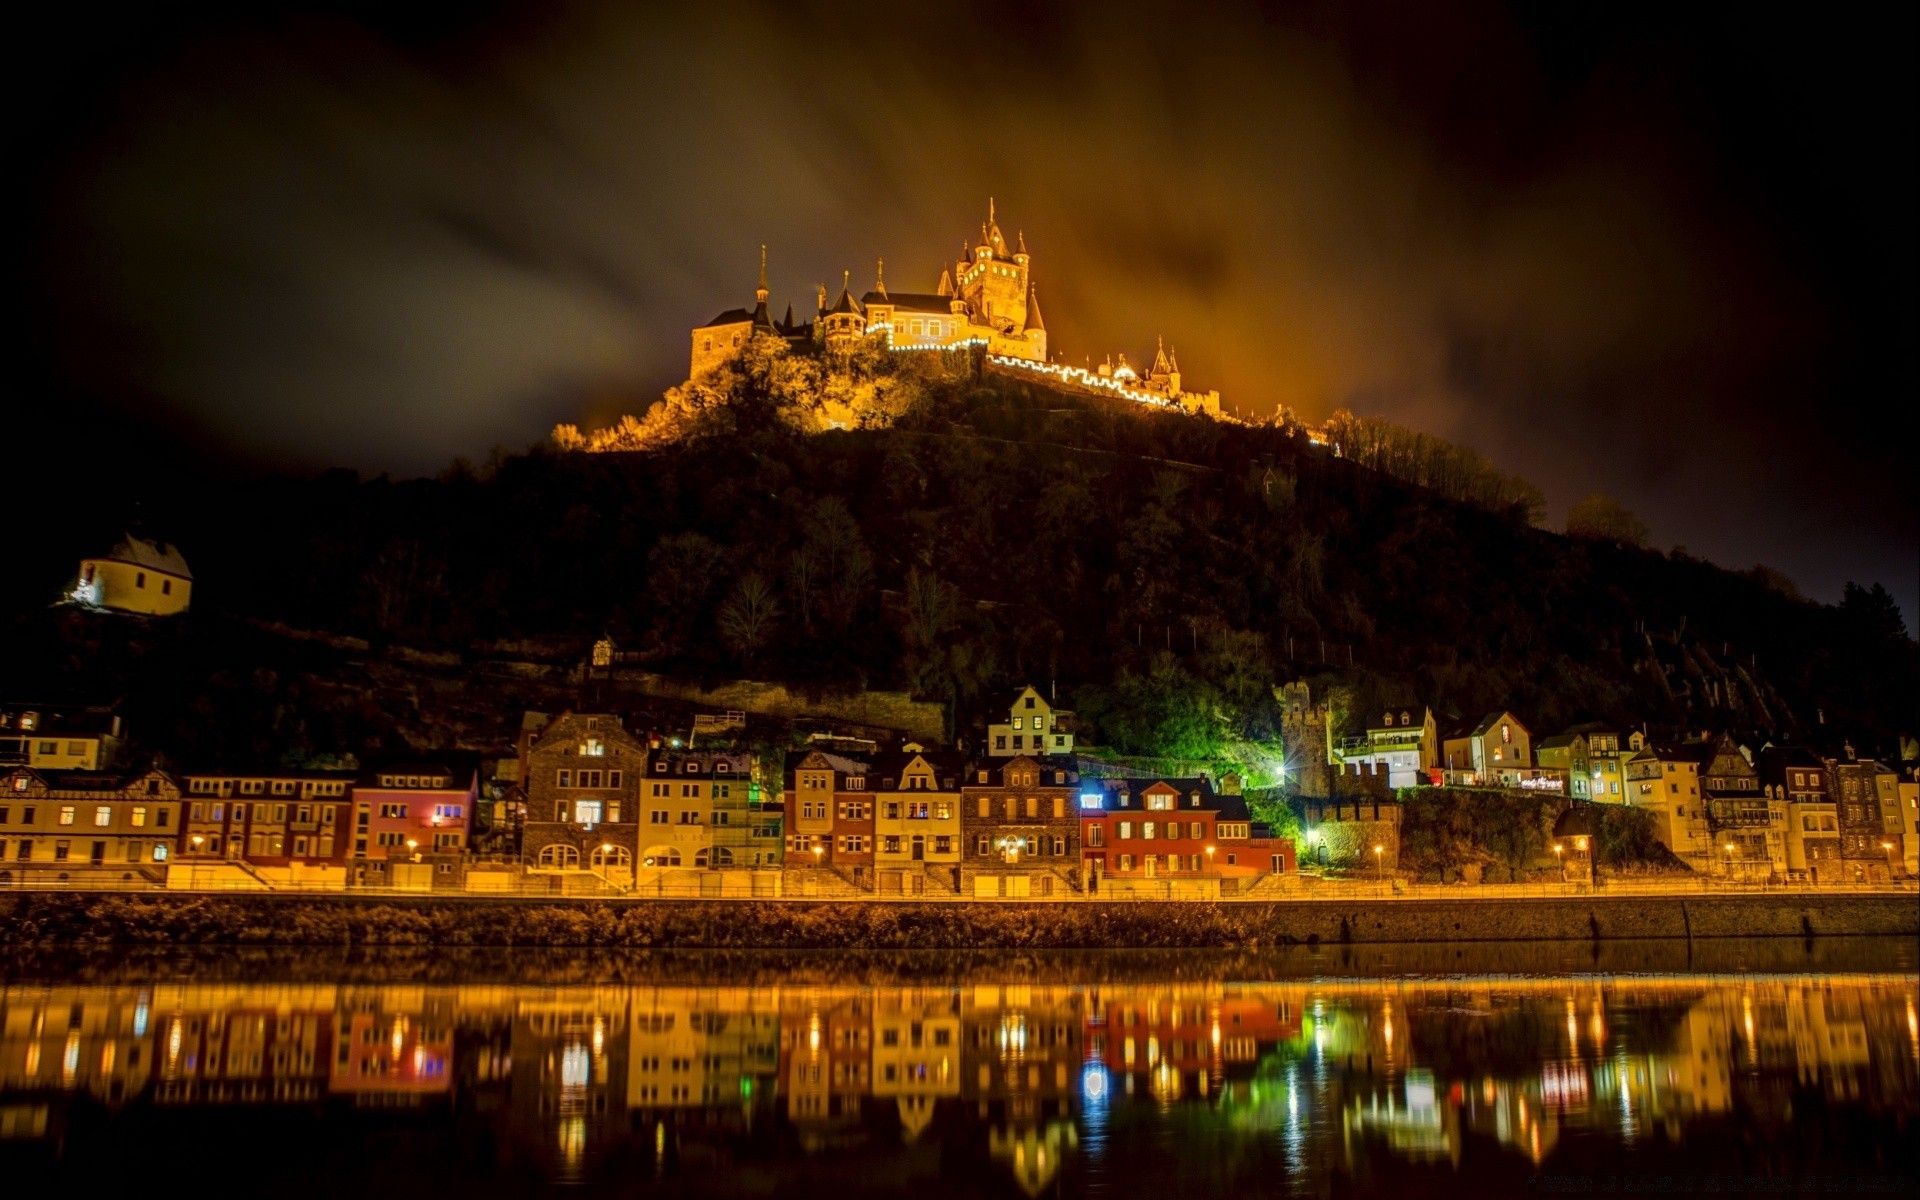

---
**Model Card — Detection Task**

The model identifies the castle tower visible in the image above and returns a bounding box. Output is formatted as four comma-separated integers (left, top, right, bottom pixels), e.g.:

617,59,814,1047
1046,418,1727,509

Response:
959,197,1029,335
820,269,866,349
1024,283,1047,360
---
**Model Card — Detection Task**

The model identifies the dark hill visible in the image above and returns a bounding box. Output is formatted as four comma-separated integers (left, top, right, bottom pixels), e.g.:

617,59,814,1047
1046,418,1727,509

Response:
2,366,1912,766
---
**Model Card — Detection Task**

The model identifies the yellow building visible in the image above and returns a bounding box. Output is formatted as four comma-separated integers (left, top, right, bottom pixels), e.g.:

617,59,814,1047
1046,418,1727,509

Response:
873,744,963,894
1627,746,1710,871
0,766,181,884
987,685,1074,757
636,748,753,889
71,535,192,616
0,702,124,771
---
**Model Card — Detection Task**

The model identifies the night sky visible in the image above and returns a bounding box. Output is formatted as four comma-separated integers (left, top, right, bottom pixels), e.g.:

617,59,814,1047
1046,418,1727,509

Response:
10,1,1915,621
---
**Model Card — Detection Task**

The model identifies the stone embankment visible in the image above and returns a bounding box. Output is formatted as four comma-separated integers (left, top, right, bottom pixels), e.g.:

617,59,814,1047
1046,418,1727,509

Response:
2,892,1912,950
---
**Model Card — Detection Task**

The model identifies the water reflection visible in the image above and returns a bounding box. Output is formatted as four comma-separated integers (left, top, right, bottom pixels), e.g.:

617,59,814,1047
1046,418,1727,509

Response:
1,960,1913,1196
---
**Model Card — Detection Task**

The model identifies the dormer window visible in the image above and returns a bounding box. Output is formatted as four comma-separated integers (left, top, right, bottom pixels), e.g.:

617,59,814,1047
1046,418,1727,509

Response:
1189,792,1201,807
654,761,667,772
684,761,701,774
715,762,731,774
581,739,605,757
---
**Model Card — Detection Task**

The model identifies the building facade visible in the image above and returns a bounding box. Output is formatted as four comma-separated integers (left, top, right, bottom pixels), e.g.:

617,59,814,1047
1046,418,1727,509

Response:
1333,707,1437,790
71,534,193,616
0,766,181,884
1828,758,1905,883
0,703,124,771
638,748,755,877
177,768,356,886
1696,734,1785,881
1440,711,1532,785
871,746,964,895
1758,747,1841,883
1079,777,1247,897
782,749,874,880
1628,745,1710,871
986,686,1074,758
959,755,1082,897
522,712,647,887
349,760,478,888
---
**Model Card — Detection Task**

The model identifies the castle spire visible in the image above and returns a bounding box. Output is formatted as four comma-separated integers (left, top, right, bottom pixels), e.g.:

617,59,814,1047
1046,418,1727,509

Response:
1017,229,1028,255
1152,335,1171,375
937,266,953,298
1026,283,1045,331
756,244,768,304
875,258,887,299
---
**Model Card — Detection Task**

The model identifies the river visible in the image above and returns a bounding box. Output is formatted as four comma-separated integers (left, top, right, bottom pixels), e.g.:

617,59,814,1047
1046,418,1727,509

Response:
2,938,1914,1196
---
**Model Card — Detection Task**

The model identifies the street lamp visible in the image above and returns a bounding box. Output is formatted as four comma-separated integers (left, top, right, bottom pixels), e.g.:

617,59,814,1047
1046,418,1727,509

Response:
1723,842,1736,882
1882,840,1897,881
812,844,823,867
406,837,420,864
190,834,204,855
1373,843,1384,886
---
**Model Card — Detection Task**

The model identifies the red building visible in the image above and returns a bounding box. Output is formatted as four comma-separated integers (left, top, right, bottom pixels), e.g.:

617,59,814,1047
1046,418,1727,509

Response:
349,758,479,886
177,768,358,881
782,749,875,885
1079,777,1246,891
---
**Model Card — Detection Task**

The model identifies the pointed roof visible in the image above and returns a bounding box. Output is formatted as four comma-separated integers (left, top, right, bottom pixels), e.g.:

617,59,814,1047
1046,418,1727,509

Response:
1017,229,1028,255
1025,283,1044,331
755,244,768,304
1151,336,1171,375
827,270,863,316
986,197,1007,254
781,302,795,332
873,258,888,300
937,267,954,298
97,535,192,579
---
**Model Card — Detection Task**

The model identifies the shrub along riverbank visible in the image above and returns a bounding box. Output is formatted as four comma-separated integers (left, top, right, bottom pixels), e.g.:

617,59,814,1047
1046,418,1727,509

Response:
3,892,1913,950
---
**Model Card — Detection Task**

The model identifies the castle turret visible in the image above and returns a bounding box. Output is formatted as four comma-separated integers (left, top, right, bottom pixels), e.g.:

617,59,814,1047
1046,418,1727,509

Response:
820,269,866,349
959,197,1029,335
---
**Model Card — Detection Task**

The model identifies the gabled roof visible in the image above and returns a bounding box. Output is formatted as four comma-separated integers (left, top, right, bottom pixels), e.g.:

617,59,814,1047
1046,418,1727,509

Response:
1470,711,1522,738
95,535,192,580
1755,745,1826,786
699,308,756,328
965,755,1079,788
1088,776,1247,818
1367,706,1431,731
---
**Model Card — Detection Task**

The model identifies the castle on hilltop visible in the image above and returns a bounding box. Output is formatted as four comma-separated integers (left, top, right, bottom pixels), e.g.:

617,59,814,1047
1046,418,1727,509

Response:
690,199,1045,378
688,199,1221,416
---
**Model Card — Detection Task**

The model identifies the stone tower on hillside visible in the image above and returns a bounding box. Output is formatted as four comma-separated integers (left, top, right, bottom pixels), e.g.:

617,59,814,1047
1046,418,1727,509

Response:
1276,681,1331,799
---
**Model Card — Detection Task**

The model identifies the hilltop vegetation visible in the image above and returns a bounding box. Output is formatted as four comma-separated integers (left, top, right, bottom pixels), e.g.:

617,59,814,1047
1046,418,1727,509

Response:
3,346,1912,778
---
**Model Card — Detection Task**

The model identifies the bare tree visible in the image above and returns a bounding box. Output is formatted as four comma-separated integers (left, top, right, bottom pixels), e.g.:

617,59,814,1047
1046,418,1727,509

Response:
717,573,782,669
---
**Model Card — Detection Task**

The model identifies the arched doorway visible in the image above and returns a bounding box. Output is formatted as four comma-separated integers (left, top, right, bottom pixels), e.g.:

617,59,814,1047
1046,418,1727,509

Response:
538,844,580,870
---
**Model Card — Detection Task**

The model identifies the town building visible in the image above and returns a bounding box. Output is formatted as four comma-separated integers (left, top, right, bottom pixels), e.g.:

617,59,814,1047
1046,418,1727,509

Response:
986,685,1074,758
0,766,181,885
1695,734,1785,881
522,711,647,890
1332,706,1437,789
1078,776,1249,897
175,767,357,887
782,748,874,884
1628,743,1711,871
1298,765,1402,873
1828,757,1905,883
959,755,1082,897
638,747,754,884
871,744,965,895
0,702,125,771
1899,770,1919,877
1757,747,1841,883
1440,711,1532,786
70,534,193,616
870,987,962,1139
348,759,479,889
1537,724,1642,802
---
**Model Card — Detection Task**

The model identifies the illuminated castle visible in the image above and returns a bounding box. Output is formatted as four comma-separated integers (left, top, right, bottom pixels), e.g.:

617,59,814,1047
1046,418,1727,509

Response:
690,199,1045,378
688,199,1221,416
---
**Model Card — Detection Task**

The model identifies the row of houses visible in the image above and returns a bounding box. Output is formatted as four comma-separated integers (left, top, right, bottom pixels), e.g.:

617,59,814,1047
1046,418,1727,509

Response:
519,692,1293,899
0,756,477,890
1324,701,1917,883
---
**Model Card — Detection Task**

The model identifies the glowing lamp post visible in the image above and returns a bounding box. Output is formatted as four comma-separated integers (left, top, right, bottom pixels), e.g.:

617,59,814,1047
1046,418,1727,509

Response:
1205,845,1215,873
1723,842,1736,882
1373,843,1385,887
812,844,823,868
1882,841,1897,881
190,834,204,856
406,838,420,864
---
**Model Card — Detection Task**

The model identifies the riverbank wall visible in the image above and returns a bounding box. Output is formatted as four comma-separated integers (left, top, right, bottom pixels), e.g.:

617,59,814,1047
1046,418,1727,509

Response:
3,892,1913,950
